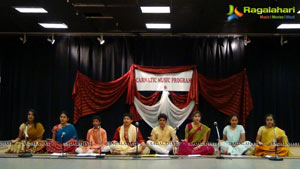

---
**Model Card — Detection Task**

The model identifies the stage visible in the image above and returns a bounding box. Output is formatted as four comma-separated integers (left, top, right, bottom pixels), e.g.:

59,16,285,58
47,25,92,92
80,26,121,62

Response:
1,141,300,169
0,154,300,169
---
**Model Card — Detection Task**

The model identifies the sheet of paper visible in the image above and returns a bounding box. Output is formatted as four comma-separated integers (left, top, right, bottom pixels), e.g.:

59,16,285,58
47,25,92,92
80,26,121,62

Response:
51,153,67,156
187,154,201,157
77,153,105,157
155,154,169,157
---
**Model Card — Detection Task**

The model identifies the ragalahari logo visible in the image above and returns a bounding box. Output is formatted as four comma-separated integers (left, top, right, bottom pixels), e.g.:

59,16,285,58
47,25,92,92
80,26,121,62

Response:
227,5,243,21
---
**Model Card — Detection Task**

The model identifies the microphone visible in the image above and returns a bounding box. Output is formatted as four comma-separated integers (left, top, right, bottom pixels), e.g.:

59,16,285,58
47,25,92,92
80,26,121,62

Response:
135,122,139,134
24,122,29,138
268,126,283,161
173,127,178,141
172,127,179,156
273,126,277,144
214,121,224,159
61,132,66,138
98,125,102,154
18,121,32,157
134,121,140,158
60,132,66,157
214,122,220,140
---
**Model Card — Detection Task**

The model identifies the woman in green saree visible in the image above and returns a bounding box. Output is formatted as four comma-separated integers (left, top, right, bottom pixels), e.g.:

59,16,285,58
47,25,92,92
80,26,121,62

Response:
177,111,214,155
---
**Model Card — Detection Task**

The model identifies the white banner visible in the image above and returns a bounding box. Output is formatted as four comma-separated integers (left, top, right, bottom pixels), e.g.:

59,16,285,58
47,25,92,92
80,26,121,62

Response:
135,69,193,91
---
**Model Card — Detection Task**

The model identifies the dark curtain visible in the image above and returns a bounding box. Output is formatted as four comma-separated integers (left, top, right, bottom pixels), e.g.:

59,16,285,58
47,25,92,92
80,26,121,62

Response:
245,37,300,143
1,36,299,143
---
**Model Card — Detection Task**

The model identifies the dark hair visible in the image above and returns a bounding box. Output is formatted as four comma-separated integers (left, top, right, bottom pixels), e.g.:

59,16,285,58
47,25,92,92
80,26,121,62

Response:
27,108,39,128
265,114,275,126
92,115,101,122
192,110,202,117
123,113,133,120
158,114,168,121
265,114,274,120
227,114,240,125
60,111,69,118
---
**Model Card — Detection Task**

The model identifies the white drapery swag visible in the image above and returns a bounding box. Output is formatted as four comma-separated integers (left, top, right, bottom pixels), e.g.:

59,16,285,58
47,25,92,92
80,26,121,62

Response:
134,91,195,128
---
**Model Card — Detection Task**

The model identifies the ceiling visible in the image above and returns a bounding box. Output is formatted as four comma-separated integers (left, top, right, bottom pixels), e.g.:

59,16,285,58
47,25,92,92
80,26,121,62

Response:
1,0,300,35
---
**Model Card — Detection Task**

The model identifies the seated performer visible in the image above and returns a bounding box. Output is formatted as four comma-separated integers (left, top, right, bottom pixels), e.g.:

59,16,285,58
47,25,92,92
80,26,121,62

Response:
255,114,291,156
110,113,149,155
147,114,177,154
7,109,45,153
75,115,110,153
220,115,252,155
178,111,215,155
46,111,78,154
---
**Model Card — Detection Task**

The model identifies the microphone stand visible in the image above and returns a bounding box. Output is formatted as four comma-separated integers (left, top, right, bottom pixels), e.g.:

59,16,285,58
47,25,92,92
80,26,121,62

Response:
214,122,224,159
96,125,105,158
19,122,32,158
268,127,283,161
99,125,102,154
134,122,141,158
171,127,179,159
59,133,66,157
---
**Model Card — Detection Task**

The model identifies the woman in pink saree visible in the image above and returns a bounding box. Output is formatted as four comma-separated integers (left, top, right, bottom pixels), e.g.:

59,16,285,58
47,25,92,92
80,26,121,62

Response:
178,111,215,155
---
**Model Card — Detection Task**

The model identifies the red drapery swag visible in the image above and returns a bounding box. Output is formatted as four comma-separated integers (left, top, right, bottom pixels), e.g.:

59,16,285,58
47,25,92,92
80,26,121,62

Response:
72,64,253,125
72,71,130,123
198,70,253,125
